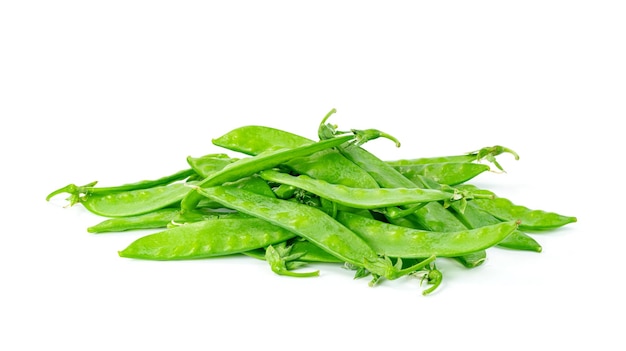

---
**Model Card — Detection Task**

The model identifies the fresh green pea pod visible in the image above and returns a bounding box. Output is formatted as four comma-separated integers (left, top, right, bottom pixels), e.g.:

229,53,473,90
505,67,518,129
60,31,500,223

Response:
318,114,486,268
336,211,519,259
187,153,238,178
448,200,542,252
456,184,577,231
118,218,297,260
46,168,196,206
82,182,195,218
213,125,381,189
87,208,182,233
386,145,519,172
259,169,460,209
212,125,312,154
406,174,542,252
196,186,436,281
393,162,491,186
181,133,368,211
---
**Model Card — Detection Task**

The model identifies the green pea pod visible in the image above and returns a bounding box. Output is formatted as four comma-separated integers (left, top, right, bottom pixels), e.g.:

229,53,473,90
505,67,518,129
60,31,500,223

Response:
118,218,297,260
46,168,196,206
87,208,182,233
196,186,436,281
259,169,460,209
212,125,312,154
393,162,491,186
319,114,488,268
448,200,543,252
456,184,577,231
336,211,519,259
186,153,238,178
386,145,519,171
213,125,380,188
82,182,195,218
181,133,360,211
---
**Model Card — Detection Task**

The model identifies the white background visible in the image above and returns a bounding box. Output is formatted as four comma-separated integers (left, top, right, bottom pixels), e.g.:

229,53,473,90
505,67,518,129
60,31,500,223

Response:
1,1,625,350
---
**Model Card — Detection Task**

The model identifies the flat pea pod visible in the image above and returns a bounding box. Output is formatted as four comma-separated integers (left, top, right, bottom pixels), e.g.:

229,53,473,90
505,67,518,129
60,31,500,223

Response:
213,125,380,188
118,218,297,260
448,200,542,252
319,117,486,268
386,145,519,171
87,208,181,233
186,153,238,178
196,186,435,280
82,182,194,217
456,184,577,231
212,125,312,154
336,211,519,258
259,169,459,209
393,162,491,186
181,133,360,211
46,168,196,206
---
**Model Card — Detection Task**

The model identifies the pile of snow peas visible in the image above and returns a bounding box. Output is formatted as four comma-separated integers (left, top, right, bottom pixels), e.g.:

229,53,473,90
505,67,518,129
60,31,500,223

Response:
47,109,577,295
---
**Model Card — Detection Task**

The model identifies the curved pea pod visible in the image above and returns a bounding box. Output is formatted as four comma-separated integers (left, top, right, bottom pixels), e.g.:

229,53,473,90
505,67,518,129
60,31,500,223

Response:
186,153,238,178
393,162,491,186
87,208,182,233
320,123,488,268
386,145,519,171
259,169,460,209
336,211,519,259
213,125,380,189
212,125,312,154
82,182,194,217
118,218,297,260
448,200,542,252
456,185,578,231
181,133,362,211
46,168,196,206
196,186,436,281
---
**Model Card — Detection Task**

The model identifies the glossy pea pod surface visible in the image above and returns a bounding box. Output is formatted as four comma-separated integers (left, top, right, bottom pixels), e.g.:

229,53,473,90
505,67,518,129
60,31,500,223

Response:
118,218,297,260
392,162,491,186
196,186,435,280
259,169,458,209
336,211,519,258
212,125,381,188
456,184,577,231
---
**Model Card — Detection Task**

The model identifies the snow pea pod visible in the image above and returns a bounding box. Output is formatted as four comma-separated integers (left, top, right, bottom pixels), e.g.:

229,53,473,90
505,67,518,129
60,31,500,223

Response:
448,201,542,252
212,125,380,189
386,145,519,171
336,211,518,258
456,184,577,231
259,169,460,209
181,133,362,211
186,153,238,178
87,208,181,233
318,115,486,268
82,182,195,217
393,162,491,186
196,186,436,281
46,168,196,206
118,218,297,260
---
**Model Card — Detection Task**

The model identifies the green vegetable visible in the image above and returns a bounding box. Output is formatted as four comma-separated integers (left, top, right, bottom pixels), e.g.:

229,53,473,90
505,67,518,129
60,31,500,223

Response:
47,109,577,296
